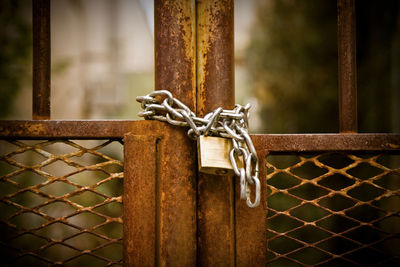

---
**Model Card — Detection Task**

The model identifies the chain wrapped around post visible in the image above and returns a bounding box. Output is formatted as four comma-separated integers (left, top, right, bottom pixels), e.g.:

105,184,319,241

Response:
136,90,260,208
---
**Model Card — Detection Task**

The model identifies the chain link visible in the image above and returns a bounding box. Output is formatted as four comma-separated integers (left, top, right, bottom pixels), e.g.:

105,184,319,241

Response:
137,90,260,208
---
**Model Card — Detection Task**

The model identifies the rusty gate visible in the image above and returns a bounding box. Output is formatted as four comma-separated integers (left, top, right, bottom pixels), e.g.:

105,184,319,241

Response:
0,0,400,266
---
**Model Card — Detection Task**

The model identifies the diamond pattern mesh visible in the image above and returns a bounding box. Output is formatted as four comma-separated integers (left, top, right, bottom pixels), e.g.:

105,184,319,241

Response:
266,153,400,266
0,140,123,266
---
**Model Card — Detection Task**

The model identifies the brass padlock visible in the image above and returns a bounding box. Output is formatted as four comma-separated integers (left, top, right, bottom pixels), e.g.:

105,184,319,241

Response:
197,136,238,175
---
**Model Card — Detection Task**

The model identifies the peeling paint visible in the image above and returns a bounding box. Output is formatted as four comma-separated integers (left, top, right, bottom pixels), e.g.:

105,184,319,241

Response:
25,122,45,135
196,0,234,117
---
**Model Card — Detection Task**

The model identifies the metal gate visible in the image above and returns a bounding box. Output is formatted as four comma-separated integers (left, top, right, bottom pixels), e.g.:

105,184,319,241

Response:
0,0,399,266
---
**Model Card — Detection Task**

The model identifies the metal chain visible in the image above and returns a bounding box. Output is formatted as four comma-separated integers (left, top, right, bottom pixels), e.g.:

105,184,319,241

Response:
136,90,260,208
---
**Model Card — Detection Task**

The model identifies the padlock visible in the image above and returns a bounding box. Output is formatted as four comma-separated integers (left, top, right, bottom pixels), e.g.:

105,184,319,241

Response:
197,136,238,175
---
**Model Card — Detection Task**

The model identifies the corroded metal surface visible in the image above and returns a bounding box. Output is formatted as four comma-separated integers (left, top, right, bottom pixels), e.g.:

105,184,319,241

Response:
124,122,197,266
0,120,138,139
124,134,158,266
155,0,196,111
252,134,400,153
196,0,235,265
2,0,398,265
32,0,51,120
195,0,263,265
235,148,268,266
265,152,400,266
198,173,235,265
196,0,235,116
153,1,197,264
0,120,398,151
0,139,123,265
338,0,357,133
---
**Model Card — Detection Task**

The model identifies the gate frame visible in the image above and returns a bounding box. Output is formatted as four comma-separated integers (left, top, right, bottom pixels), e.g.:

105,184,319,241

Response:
0,0,399,265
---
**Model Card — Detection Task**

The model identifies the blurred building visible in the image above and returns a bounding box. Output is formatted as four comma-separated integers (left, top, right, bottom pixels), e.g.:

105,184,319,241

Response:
9,0,262,129
9,0,154,120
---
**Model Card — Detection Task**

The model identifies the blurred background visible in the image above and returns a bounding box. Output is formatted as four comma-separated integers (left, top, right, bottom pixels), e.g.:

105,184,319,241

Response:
1,0,399,133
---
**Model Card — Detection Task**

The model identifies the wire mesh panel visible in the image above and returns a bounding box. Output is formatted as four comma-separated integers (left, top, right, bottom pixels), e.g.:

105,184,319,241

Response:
0,139,123,266
266,153,400,266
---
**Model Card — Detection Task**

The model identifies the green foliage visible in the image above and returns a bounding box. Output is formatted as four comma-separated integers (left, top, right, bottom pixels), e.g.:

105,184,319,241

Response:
0,0,31,118
247,0,400,133
247,0,338,133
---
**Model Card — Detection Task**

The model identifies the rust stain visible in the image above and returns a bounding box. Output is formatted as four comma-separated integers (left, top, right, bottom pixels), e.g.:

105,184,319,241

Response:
196,1,238,265
388,143,400,149
32,0,51,120
337,0,357,132
124,122,197,266
25,122,45,135
196,0,234,117
123,134,158,266
155,0,196,111
153,1,198,264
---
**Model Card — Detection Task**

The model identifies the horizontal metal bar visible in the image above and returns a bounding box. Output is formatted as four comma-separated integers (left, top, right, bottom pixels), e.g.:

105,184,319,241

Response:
0,120,141,139
0,120,399,152
252,133,400,153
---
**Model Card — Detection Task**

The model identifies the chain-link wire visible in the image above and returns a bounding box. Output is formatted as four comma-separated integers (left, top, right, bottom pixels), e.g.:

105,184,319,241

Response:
0,139,124,266
266,152,400,266
136,90,260,208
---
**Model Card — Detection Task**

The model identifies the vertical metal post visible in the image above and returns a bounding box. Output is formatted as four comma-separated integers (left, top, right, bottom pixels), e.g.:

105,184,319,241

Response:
155,0,197,111
196,0,236,265
338,0,357,133
124,122,197,266
196,2,267,264
235,147,268,266
124,134,159,266
124,0,198,265
32,0,51,120
124,0,198,264
196,0,235,115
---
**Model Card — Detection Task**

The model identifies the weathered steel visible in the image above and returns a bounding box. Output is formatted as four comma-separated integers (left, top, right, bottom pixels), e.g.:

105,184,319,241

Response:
198,173,235,265
196,0,235,115
124,134,158,266
126,1,199,264
0,120,399,152
0,120,138,139
155,126,196,265
155,0,196,111
124,122,197,266
196,0,238,265
4,0,398,265
235,148,268,266
338,0,357,133
32,0,51,120
251,133,400,153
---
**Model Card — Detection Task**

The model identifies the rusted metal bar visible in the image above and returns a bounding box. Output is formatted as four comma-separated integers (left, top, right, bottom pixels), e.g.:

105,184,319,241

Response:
155,0,196,111
32,0,51,120
123,122,197,265
196,0,237,265
155,126,197,265
123,134,159,266
196,0,235,115
235,149,268,265
338,0,357,133
251,133,400,153
0,120,140,139
126,0,199,264
0,120,399,152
